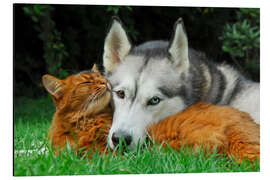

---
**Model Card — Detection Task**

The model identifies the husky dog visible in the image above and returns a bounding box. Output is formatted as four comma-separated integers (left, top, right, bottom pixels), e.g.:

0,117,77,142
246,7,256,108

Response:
103,17,260,150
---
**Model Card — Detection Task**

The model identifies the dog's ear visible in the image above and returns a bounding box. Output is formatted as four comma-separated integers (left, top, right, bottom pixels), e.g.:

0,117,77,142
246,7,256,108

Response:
168,18,189,72
42,74,65,100
103,17,132,75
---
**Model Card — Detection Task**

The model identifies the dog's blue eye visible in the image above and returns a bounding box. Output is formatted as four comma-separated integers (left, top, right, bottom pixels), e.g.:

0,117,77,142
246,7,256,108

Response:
147,96,161,106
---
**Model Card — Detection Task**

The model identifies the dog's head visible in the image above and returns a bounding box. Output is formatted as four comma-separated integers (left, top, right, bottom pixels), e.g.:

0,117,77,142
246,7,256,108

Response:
103,17,192,150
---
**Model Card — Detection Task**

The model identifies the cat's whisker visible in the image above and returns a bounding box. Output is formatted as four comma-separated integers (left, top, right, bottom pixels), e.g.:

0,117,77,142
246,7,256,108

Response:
76,93,96,129
82,92,100,129
77,88,106,130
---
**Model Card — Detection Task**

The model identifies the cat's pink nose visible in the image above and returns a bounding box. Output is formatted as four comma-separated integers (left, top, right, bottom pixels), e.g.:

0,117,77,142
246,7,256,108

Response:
106,82,112,91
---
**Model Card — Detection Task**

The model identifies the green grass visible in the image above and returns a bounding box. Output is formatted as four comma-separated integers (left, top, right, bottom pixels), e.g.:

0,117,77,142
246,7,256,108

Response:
14,96,260,176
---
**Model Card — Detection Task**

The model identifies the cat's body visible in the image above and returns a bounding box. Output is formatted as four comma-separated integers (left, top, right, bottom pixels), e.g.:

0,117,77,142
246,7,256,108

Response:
42,65,113,155
48,107,112,154
43,65,259,162
148,102,260,162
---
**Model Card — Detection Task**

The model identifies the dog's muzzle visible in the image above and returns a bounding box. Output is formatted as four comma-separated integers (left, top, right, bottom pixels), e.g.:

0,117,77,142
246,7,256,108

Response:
111,130,132,147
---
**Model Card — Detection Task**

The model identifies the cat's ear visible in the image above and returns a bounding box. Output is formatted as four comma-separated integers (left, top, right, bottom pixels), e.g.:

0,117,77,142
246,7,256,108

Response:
42,74,65,99
103,16,132,75
91,64,100,73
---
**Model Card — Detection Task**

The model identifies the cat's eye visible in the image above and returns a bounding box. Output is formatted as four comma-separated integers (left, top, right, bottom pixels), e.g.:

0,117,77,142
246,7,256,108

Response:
116,90,125,99
80,81,92,85
147,96,161,106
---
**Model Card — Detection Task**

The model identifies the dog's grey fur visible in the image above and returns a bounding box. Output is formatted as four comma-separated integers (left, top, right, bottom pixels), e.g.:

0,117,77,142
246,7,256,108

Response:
103,17,260,150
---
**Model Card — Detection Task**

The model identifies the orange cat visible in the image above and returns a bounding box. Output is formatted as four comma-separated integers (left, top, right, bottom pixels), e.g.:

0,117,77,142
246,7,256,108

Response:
42,64,113,155
148,102,260,162
43,65,259,163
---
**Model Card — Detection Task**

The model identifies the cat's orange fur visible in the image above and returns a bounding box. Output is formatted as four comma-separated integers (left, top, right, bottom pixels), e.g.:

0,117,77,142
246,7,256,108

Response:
43,65,259,163
42,64,113,155
148,102,260,162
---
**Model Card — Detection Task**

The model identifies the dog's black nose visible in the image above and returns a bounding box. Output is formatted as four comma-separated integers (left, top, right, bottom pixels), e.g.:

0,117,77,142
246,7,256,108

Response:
112,131,132,147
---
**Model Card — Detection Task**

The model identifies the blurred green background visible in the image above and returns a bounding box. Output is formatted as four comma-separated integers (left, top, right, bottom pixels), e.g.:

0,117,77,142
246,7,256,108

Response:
14,4,260,98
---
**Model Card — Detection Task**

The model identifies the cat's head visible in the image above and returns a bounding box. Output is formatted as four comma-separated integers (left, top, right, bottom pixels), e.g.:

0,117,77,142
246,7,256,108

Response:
42,64,112,115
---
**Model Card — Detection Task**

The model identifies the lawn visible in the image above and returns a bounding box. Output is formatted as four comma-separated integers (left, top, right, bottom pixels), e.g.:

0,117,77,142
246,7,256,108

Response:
13,96,260,176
